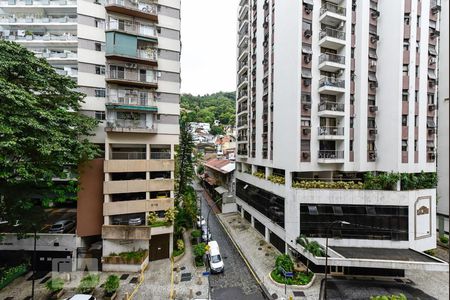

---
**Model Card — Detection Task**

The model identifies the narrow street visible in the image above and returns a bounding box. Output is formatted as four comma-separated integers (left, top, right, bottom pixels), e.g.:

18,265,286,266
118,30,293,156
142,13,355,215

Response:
193,182,267,300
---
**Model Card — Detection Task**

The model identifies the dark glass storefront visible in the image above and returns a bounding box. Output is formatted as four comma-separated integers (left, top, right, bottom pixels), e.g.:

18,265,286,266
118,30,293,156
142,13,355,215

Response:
300,203,409,240
236,179,285,228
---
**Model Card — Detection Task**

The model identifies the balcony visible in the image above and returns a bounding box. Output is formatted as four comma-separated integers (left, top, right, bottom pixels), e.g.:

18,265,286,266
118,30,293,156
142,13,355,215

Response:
319,2,346,27
319,28,346,50
317,126,345,139
102,225,151,240
106,65,158,88
103,198,174,216
106,20,157,41
2,32,77,45
106,46,158,66
317,150,344,163
106,119,157,134
238,61,249,75
104,157,174,173
237,75,249,89
55,67,77,78
105,0,157,22
318,77,345,94
318,102,345,117
33,50,77,62
104,178,174,194
0,0,76,6
318,53,345,72
0,15,77,26
106,95,158,112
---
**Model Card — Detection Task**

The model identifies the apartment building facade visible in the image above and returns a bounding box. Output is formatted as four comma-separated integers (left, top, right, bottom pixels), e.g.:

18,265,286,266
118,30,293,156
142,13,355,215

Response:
0,0,180,271
235,0,446,275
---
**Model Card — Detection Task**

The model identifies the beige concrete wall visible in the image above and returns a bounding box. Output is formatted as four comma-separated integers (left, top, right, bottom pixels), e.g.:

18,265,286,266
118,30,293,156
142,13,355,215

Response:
103,198,174,215
104,159,174,173
104,179,174,194
102,225,151,240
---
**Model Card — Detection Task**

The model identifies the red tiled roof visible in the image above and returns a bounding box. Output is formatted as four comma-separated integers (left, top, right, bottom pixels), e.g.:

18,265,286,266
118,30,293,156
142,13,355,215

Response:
204,158,233,174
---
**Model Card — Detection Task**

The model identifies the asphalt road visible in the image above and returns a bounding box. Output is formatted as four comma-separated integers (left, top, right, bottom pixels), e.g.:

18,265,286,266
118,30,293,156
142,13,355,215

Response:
195,185,267,300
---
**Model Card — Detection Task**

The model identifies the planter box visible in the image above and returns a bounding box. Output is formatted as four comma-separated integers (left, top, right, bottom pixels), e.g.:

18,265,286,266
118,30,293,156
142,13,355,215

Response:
268,271,316,290
103,255,149,272
104,291,117,300
48,289,64,299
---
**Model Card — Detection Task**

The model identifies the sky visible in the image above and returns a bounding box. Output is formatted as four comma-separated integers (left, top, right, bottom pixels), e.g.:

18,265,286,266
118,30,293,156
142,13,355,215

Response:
180,0,240,96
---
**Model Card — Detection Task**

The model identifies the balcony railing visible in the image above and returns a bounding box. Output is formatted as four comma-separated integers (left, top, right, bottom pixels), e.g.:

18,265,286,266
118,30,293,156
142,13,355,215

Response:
320,2,346,16
319,53,345,64
318,150,344,159
319,77,345,88
318,126,344,136
106,68,158,85
106,21,157,38
150,152,171,160
105,0,157,15
55,68,77,77
1,16,77,23
0,0,76,6
111,151,146,160
34,50,77,59
2,33,77,42
318,102,345,112
107,119,156,130
319,27,346,40
106,96,156,107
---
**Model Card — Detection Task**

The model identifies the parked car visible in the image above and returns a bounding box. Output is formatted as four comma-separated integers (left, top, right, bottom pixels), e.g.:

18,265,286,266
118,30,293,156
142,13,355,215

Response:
196,215,206,228
49,220,75,233
207,240,224,274
64,295,96,300
128,217,143,226
201,225,212,242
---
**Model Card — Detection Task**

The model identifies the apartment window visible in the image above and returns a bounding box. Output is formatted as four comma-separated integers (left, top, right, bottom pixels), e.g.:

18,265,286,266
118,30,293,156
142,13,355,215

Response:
404,13,410,25
427,118,436,128
351,48,355,59
417,15,421,25
368,95,376,106
403,39,410,51
415,91,418,102
351,24,355,34
95,42,103,51
415,65,419,77
95,18,104,28
351,71,355,81
95,111,105,121
350,140,354,152
402,65,409,76
368,48,377,60
369,0,377,9
402,90,409,102
429,20,436,30
157,114,161,120
429,45,437,56
414,140,418,151
95,65,105,75
402,140,408,151
428,93,435,104
301,117,311,127
350,95,355,105
416,41,420,53
368,118,376,128
302,20,312,31
350,117,354,128
415,115,418,127
402,115,408,126
369,24,377,35
368,141,375,151
95,88,106,97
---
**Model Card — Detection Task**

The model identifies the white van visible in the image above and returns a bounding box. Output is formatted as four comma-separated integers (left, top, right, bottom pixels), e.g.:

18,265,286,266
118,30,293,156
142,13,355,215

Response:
207,241,224,273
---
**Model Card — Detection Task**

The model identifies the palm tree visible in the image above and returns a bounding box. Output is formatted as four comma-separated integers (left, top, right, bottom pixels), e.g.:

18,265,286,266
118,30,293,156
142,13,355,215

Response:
296,235,325,275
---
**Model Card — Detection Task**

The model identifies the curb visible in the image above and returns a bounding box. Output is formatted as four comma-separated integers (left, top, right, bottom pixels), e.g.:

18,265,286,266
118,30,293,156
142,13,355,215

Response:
215,214,272,299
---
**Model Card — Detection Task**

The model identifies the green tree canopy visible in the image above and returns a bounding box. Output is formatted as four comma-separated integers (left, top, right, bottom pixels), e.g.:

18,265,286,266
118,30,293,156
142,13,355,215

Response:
0,41,99,233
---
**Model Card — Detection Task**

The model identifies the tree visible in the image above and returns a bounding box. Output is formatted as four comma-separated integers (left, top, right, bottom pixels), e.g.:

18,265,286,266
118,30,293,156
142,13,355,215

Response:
175,121,195,201
296,235,325,275
0,41,99,233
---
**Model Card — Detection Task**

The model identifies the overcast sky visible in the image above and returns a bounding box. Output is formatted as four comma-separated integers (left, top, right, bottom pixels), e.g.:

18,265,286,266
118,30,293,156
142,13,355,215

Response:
180,0,240,96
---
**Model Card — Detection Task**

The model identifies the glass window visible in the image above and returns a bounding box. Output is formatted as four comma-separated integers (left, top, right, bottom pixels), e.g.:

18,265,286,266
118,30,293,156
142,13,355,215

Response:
402,140,408,151
95,88,106,97
402,115,408,126
333,206,343,215
95,65,105,75
415,115,418,127
350,117,354,128
95,111,105,121
428,93,435,104
95,18,104,28
349,140,354,152
403,65,409,76
403,39,410,51
414,140,418,151
402,90,409,102
95,42,102,51
302,21,312,31
404,13,410,25
308,206,318,215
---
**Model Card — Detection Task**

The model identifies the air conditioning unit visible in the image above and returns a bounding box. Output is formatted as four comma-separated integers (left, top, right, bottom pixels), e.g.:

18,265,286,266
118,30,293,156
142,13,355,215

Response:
304,29,312,38
428,104,437,111
303,128,311,135
371,9,380,18
370,34,379,43
303,78,311,86
369,105,378,112
370,81,378,89
304,5,312,14
369,152,377,160
429,80,436,87
125,63,137,69
303,103,311,110
429,57,437,65
302,152,310,159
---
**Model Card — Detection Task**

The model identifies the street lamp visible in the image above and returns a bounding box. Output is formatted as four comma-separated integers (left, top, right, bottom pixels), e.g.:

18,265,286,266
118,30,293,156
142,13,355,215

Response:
323,220,350,300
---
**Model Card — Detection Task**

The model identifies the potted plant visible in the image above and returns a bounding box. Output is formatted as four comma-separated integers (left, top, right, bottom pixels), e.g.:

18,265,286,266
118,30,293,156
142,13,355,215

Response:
77,274,100,294
25,30,33,40
104,275,119,300
45,278,65,299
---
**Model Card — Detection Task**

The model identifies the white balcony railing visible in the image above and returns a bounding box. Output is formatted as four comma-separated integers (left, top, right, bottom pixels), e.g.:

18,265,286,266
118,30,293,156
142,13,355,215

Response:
2,33,77,42
105,0,157,15
0,0,76,6
0,16,77,23
106,20,157,39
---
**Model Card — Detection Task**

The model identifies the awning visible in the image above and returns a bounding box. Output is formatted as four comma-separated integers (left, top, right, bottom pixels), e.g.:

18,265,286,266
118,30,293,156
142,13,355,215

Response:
428,69,437,80
302,69,312,79
214,186,229,195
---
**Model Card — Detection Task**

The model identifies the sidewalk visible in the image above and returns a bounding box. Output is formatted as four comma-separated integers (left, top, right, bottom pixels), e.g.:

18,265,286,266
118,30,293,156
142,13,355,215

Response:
135,229,209,300
217,212,322,300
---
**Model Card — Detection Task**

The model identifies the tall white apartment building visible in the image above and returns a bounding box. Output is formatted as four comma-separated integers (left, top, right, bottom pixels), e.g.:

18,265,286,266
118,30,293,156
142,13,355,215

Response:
0,0,180,272
235,0,447,275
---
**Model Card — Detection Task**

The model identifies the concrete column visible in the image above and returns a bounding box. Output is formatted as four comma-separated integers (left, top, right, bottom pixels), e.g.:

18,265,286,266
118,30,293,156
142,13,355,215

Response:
265,227,270,242
105,141,110,160
169,233,174,257
251,215,255,227
146,144,150,160
266,167,272,179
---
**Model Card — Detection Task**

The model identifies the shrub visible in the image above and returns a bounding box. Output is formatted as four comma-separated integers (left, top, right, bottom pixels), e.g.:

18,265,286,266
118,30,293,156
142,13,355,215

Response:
440,236,449,244
197,165,204,175
424,249,436,256
193,242,206,259
147,212,158,225
370,293,407,300
191,230,201,238
172,248,184,257
104,275,119,295
270,269,313,285
0,263,28,290
275,254,294,273
252,171,265,179
165,207,177,224
177,239,185,251
45,278,64,293
77,274,100,293
364,172,400,190
268,174,285,185
292,180,363,190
